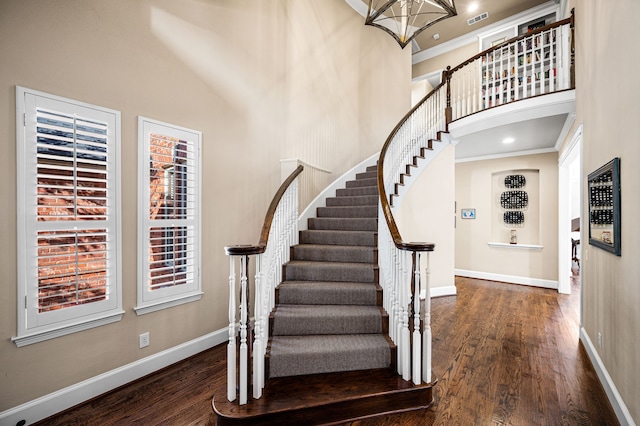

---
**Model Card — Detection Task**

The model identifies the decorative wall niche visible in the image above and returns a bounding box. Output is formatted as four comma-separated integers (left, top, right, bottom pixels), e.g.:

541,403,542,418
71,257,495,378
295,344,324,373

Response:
491,169,540,245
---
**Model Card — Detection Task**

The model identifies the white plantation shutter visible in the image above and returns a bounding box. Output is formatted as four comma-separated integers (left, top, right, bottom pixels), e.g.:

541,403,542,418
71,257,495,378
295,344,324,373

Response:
136,117,202,314
14,87,122,346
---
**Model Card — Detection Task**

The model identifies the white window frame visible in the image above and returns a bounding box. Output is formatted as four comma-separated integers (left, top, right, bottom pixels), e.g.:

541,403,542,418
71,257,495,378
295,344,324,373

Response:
13,86,123,347
135,117,202,315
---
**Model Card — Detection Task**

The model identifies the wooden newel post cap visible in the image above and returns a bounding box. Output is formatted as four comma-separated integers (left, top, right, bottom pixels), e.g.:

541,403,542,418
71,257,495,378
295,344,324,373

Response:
224,244,264,256
398,242,435,252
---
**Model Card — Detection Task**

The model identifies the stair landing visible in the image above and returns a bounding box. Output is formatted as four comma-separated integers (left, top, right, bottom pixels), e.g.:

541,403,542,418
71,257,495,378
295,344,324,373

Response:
212,369,435,425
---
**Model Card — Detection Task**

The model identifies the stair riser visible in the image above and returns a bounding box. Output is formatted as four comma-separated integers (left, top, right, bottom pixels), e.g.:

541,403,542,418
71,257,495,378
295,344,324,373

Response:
299,230,376,247
267,348,390,379
276,284,380,306
336,186,378,197
270,313,383,336
325,195,378,206
284,264,378,283
291,245,375,263
266,335,392,378
345,178,377,188
307,218,377,232
355,171,377,180
317,206,378,218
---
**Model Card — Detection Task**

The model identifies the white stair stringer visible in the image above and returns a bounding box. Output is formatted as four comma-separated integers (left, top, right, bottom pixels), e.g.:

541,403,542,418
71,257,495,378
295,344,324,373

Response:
391,132,456,209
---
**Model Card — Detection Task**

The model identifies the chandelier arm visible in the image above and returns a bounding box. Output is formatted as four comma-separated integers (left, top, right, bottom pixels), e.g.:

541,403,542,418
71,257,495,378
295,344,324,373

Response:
365,0,457,49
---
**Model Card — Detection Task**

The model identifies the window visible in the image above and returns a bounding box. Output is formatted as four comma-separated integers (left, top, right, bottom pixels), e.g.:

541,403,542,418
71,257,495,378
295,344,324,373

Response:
14,87,123,347
135,117,202,314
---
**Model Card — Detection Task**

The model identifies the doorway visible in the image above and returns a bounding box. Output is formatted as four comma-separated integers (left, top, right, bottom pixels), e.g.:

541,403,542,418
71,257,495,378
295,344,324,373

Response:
558,124,582,295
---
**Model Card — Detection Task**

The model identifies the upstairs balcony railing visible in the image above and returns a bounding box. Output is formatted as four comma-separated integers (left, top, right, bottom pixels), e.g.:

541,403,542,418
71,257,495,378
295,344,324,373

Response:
447,14,574,121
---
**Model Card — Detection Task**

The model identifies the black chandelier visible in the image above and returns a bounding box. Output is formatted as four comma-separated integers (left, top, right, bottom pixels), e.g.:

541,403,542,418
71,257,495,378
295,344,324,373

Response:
365,0,457,49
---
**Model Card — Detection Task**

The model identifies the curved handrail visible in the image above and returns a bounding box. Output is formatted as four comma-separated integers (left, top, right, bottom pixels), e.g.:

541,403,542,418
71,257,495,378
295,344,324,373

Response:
225,164,304,256
377,84,443,253
449,16,573,75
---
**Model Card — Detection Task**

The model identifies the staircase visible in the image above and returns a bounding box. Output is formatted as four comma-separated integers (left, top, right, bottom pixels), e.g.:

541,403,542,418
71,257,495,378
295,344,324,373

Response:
213,165,434,425
268,164,393,378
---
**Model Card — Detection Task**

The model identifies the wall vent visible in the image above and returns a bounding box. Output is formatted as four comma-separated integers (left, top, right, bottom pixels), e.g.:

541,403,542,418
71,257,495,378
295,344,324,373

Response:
467,11,489,26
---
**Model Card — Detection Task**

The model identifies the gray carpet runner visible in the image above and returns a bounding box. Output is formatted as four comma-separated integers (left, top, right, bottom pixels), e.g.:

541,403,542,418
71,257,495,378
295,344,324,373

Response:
266,165,395,378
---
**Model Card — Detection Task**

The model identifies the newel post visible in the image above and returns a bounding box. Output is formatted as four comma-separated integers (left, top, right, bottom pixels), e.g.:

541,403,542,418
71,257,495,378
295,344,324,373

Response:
570,8,575,89
444,66,453,132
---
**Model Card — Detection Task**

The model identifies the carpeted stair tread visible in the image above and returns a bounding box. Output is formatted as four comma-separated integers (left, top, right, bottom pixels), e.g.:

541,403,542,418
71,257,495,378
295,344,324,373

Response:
326,195,378,206
284,260,376,283
307,217,377,231
291,244,375,263
356,171,378,180
299,229,376,246
271,304,383,335
336,186,378,197
345,177,377,188
267,334,392,378
276,281,379,305
317,205,378,218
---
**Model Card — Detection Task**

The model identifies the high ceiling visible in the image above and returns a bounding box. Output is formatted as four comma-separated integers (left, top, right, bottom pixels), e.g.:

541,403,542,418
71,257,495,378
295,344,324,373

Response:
410,0,550,54
347,0,551,55
346,0,571,160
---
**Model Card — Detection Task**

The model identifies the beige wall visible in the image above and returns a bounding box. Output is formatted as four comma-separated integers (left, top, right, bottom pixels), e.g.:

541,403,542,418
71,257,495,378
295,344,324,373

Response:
571,1,640,421
396,144,456,291
455,153,559,282
412,42,478,81
0,0,411,411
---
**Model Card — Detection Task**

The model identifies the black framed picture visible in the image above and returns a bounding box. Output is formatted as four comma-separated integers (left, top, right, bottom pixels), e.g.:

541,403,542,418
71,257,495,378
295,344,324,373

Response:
587,158,621,256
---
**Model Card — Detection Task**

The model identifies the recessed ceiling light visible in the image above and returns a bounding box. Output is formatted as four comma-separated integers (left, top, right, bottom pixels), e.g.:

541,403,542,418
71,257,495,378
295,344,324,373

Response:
433,33,440,40
467,2,479,13
503,137,515,144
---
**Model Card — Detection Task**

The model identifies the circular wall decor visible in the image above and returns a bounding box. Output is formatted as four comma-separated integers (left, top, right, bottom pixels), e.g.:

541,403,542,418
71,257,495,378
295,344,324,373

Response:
504,210,525,225
504,174,526,188
500,190,528,210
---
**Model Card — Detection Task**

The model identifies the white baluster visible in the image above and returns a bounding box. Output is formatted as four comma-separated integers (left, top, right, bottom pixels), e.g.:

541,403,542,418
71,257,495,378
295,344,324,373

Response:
393,246,401,347
253,254,263,399
412,251,422,385
239,255,248,405
529,35,535,96
562,25,570,89
549,29,555,92
227,256,237,402
422,252,432,384
401,250,411,381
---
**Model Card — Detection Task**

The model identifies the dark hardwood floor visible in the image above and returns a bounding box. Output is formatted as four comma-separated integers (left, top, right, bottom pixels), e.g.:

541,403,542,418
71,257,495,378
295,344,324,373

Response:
35,275,618,426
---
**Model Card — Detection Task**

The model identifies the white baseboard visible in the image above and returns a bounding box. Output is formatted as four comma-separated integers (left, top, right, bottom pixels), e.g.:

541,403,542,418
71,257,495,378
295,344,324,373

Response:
429,285,457,298
580,327,636,426
420,285,457,299
0,328,228,426
454,268,558,290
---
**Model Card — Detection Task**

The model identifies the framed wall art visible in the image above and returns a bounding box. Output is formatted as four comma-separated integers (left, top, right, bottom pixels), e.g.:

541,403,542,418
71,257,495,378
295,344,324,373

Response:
587,157,621,256
461,208,476,219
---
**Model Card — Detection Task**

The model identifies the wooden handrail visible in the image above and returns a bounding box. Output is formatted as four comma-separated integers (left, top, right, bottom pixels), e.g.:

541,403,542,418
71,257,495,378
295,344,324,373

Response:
225,164,304,256
448,16,573,75
377,86,441,253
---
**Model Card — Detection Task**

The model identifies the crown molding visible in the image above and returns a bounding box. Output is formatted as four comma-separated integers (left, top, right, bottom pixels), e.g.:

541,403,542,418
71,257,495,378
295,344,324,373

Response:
412,1,560,66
